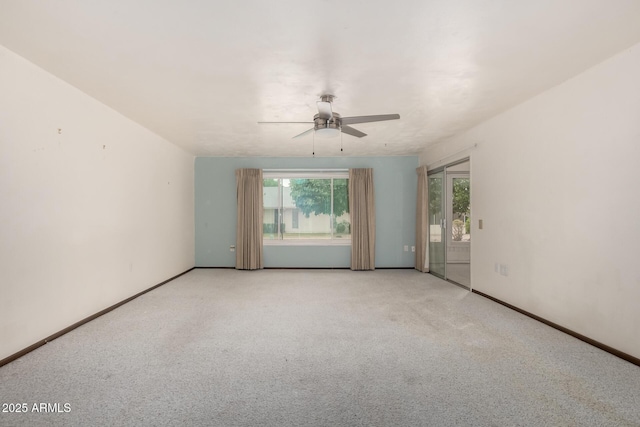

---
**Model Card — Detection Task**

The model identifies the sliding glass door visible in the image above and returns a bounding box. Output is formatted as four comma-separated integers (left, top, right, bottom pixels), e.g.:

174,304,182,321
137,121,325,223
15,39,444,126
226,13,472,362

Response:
428,160,470,287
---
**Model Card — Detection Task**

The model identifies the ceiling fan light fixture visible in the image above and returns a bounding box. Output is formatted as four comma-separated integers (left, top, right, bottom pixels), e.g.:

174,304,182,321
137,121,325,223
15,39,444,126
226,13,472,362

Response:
315,126,341,138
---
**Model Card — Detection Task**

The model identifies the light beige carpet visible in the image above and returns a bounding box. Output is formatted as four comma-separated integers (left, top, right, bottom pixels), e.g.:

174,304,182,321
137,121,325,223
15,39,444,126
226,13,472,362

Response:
0,269,638,426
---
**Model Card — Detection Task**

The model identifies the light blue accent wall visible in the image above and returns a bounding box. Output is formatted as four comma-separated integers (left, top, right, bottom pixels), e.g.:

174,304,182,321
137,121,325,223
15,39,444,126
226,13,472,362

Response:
195,156,418,268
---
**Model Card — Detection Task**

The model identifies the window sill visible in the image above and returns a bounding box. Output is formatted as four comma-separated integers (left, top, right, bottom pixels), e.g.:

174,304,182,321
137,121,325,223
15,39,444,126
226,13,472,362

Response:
264,239,351,247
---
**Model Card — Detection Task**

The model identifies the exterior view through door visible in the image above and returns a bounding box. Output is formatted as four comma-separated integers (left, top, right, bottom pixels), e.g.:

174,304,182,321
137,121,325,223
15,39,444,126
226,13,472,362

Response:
428,159,470,288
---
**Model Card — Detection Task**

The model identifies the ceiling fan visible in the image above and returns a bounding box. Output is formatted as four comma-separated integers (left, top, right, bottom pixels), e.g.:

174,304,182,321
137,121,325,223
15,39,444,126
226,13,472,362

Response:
258,95,400,139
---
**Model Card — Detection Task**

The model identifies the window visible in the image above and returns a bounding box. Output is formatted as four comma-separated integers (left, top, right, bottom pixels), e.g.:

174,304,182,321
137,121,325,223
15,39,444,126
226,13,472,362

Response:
263,170,350,245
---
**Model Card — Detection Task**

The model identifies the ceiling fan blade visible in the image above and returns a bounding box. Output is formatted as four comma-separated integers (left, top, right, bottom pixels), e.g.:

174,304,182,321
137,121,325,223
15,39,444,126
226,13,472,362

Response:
316,101,333,120
258,121,313,124
341,125,367,138
340,114,400,125
292,128,315,139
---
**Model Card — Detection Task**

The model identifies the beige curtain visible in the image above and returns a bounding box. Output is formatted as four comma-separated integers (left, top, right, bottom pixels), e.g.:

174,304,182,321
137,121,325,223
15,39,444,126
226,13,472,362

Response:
349,168,375,270
235,169,264,270
415,165,429,272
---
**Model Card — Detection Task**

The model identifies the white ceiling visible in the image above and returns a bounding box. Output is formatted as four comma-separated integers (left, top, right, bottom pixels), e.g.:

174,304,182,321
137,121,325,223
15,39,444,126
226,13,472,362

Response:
2,1,640,157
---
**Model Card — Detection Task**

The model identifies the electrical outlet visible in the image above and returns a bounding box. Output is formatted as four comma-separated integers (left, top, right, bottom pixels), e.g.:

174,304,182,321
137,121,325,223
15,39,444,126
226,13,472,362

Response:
500,264,508,276
230,245,236,252
411,246,415,252
403,245,408,252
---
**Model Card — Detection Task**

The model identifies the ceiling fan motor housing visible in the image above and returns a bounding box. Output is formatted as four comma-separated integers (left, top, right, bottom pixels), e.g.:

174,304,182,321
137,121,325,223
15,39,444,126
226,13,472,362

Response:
313,112,341,138
313,112,341,130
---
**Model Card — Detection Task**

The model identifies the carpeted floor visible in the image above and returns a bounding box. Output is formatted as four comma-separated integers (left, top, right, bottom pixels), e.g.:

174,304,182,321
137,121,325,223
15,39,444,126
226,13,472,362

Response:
1,269,638,426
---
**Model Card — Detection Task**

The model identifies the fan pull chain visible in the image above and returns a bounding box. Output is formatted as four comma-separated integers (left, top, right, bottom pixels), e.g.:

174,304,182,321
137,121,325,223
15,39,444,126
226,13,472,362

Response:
340,131,343,153
312,131,315,157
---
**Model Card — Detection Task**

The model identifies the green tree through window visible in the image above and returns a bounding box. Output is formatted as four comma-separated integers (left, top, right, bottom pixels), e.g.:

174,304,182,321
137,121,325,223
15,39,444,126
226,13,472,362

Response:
452,178,470,217
289,178,348,217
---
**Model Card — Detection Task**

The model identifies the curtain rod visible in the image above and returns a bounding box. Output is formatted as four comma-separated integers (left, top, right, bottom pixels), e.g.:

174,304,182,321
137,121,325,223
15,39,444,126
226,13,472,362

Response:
427,143,478,169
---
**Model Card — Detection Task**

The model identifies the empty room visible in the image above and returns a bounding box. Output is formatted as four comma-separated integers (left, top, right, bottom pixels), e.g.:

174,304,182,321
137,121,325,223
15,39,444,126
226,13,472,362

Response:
1,1,639,426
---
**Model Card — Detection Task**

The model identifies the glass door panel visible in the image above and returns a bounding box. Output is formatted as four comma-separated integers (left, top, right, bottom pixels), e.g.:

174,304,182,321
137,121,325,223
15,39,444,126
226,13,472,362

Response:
428,171,445,278
446,173,471,287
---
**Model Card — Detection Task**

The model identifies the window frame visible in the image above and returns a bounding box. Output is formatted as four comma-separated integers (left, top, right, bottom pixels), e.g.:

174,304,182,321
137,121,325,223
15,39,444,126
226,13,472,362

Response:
263,169,351,247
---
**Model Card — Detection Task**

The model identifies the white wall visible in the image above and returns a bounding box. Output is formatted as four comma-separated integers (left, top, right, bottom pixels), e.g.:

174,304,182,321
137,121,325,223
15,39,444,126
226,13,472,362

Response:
420,42,640,359
0,45,195,361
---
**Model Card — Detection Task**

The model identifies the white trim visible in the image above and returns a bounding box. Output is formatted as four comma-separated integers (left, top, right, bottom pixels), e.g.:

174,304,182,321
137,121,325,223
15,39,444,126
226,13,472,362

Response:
264,238,351,247
426,144,477,171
